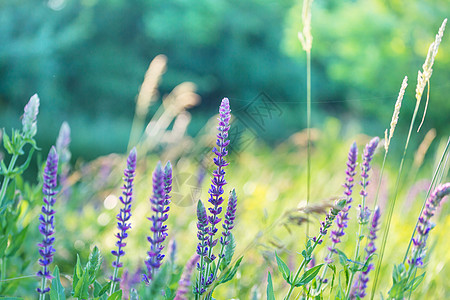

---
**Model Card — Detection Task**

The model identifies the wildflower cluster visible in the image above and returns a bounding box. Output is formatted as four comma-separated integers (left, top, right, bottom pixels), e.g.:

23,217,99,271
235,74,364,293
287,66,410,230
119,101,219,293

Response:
195,98,239,298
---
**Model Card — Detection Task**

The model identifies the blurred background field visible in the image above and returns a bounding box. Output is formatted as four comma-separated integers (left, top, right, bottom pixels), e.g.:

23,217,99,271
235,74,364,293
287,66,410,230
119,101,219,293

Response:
0,0,449,298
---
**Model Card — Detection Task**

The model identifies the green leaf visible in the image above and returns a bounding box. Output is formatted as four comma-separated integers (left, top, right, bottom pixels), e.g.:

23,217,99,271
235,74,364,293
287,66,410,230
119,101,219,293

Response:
294,264,324,287
10,148,35,176
407,272,426,291
0,234,9,257
94,281,102,297
6,225,29,257
219,233,236,271
73,269,89,299
219,256,243,284
107,290,122,300
86,246,103,284
3,131,14,155
275,252,290,283
266,272,275,300
98,281,112,297
72,254,82,292
388,278,408,298
50,266,66,300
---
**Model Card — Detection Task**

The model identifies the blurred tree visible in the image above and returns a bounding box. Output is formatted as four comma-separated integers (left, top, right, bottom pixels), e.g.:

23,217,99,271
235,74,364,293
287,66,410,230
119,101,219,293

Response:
0,0,448,158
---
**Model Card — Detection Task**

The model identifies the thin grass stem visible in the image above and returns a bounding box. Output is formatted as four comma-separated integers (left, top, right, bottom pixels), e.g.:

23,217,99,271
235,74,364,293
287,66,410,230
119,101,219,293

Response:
370,105,420,299
306,49,311,243
402,137,450,264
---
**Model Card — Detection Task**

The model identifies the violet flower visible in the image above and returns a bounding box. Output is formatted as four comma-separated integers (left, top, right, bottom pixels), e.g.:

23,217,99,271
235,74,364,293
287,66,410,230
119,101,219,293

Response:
37,146,59,295
143,161,172,284
408,183,450,267
110,148,137,291
220,189,237,248
206,98,231,260
358,137,379,224
325,142,358,264
352,206,381,299
175,254,200,300
315,198,347,245
195,200,209,295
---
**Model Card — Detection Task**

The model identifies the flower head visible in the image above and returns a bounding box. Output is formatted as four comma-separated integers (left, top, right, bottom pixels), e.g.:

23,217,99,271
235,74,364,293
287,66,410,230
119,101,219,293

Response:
143,161,172,283
56,122,72,164
408,183,450,267
352,207,381,299
327,142,358,263
22,94,40,138
111,148,137,285
37,146,59,294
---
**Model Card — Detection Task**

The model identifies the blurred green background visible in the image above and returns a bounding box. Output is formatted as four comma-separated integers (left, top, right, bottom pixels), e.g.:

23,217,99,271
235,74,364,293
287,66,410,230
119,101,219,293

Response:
0,0,448,161
0,0,449,298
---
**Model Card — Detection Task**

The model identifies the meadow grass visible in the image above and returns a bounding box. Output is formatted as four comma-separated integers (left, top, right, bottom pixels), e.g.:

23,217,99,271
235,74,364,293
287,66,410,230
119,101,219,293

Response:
0,8,448,300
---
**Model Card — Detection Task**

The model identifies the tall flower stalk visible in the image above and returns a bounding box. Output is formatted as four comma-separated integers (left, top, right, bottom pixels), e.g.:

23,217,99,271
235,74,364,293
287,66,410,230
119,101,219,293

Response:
205,98,230,284
316,142,357,292
298,0,314,242
371,19,447,299
110,148,137,294
143,161,172,283
351,207,381,299
0,94,40,205
37,147,59,298
195,200,209,296
195,98,237,298
347,137,379,295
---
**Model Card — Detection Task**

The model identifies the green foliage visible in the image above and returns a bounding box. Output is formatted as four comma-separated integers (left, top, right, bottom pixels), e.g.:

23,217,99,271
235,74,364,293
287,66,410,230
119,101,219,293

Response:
267,272,275,300
71,246,106,299
50,266,66,300
293,264,324,287
275,252,290,283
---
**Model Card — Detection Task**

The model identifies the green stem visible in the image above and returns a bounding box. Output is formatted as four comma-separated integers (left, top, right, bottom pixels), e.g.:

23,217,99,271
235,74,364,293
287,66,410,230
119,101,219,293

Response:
285,234,321,300
0,257,5,292
370,105,420,300
402,137,450,265
306,49,312,243
39,277,47,300
0,153,20,206
206,237,229,299
372,151,388,211
346,168,369,296
110,255,121,295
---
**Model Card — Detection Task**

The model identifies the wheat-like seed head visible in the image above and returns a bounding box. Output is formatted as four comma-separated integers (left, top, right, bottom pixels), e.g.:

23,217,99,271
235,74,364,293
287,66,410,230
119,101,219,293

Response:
415,19,447,104
136,54,167,118
385,76,408,152
298,0,314,52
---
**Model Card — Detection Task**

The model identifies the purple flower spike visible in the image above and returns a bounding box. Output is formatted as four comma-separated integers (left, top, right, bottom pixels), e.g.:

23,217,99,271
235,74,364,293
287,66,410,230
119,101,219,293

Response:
352,207,381,299
174,254,200,300
207,98,231,250
220,189,237,248
37,146,59,295
195,200,209,295
110,148,137,289
316,198,347,244
143,161,172,284
408,183,450,268
359,137,379,224
326,142,358,263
